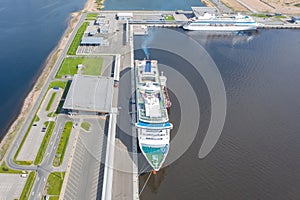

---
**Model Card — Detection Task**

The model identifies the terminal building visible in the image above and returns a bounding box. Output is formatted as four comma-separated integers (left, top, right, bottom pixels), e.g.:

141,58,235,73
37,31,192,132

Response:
116,12,133,20
63,74,114,115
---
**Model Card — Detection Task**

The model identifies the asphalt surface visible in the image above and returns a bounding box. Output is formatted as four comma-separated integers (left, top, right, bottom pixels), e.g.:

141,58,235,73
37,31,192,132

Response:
0,174,27,199
17,88,63,161
63,118,106,200
5,13,87,200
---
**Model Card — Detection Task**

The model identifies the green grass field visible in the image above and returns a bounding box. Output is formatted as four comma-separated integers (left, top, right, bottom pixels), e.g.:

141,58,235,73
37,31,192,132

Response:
46,92,57,112
164,15,175,20
45,172,65,199
55,57,103,78
19,172,36,200
34,121,55,165
53,122,73,167
49,81,68,90
86,13,98,20
81,121,91,131
67,22,88,55
251,13,271,18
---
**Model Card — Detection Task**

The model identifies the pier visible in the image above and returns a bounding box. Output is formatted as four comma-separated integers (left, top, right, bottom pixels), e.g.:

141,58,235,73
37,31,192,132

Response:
74,9,300,200
3,5,300,200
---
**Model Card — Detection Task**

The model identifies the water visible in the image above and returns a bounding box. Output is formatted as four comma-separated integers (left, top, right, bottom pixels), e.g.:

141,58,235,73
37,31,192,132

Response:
104,0,204,10
137,29,300,199
1,0,300,198
0,0,86,140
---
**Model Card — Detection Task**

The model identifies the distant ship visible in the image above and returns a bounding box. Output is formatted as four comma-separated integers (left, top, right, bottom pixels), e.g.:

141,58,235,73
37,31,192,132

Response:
183,13,260,31
135,60,173,172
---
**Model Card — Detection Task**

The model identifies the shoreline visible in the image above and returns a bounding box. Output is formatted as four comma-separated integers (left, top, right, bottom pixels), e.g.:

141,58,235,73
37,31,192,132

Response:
0,0,101,161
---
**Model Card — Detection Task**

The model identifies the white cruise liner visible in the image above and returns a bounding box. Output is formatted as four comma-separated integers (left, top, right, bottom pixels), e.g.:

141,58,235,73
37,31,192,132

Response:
183,13,260,31
135,60,172,172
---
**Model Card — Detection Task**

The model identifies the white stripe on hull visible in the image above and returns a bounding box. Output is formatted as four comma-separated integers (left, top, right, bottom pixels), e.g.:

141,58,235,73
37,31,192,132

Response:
183,25,258,31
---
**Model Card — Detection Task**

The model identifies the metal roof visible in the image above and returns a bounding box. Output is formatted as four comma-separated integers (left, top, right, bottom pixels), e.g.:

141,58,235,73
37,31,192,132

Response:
80,37,103,45
63,74,114,113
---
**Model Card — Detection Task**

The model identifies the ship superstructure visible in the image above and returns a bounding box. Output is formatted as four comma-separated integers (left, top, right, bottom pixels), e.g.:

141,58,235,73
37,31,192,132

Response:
135,60,172,172
183,13,260,31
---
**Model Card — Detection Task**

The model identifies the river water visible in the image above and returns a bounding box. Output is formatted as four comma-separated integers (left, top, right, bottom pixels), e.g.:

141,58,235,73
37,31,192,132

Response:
104,3,300,200
136,29,300,200
1,0,300,199
0,0,86,140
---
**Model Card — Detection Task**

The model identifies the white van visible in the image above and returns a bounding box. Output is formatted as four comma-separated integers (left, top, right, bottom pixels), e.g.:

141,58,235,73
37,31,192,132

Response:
20,174,28,178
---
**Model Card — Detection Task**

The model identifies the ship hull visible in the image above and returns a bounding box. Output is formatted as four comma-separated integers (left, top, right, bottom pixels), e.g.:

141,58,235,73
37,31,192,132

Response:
138,128,170,171
135,60,172,172
183,24,258,31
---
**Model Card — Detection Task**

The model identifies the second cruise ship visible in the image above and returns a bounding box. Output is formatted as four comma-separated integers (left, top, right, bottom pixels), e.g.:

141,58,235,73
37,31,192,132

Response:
183,13,260,31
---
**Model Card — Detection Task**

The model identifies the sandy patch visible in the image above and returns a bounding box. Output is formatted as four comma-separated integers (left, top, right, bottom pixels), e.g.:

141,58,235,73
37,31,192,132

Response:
224,0,300,14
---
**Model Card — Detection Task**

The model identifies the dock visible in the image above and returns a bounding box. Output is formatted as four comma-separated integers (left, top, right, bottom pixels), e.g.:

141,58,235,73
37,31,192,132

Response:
79,8,300,200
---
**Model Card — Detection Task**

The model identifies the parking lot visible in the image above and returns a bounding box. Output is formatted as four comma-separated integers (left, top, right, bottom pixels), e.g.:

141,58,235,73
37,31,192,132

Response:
63,118,107,200
0,174,27,199
17,88,63,161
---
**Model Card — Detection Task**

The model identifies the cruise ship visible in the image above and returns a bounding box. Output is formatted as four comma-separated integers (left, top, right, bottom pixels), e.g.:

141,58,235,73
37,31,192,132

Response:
135,60,173,172
183,13,260,31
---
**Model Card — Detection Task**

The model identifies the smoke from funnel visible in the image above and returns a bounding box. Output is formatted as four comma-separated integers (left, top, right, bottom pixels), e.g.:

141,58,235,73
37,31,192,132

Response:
141,30,155,59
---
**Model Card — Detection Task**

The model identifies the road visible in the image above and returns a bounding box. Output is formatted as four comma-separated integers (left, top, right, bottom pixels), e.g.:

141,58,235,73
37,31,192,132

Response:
211,0,233,13
5,13,87,200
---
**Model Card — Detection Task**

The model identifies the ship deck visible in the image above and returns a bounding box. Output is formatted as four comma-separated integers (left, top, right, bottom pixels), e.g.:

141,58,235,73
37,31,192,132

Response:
135,60,169,124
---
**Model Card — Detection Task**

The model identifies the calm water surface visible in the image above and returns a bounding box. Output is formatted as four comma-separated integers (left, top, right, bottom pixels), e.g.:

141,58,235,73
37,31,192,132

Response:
104,0,204,10
0,0,86,140
137,29,300,200
2,0,300,199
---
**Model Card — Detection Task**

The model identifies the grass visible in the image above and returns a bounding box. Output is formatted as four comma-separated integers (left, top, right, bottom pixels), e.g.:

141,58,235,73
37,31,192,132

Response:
250,13,271,18
275,15,286,19
53,122,73,167
14,160,33,165
35,115,40,122
46,92,57,111
47,112,55,117
55,57,103,78
0,161,23,173
45,172,65,199
34,121,55,165
14,115,40,165
55,81,71,114
295,3,300,7
67,22,88,55
19,172,36,200
49,81,68,90
164,15,175,20
86,13,98,20
48,80,71,114
81,122,91,131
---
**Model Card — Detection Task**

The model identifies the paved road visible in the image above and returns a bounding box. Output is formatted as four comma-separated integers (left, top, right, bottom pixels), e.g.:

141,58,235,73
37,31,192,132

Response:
5,13,87,200
29,115,72,200
17,88,63,161
211,0,233,13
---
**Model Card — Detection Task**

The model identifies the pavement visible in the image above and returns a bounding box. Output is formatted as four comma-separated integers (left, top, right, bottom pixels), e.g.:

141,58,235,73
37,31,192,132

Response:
62,118,106,200
0,174,27,200
29,115,76,200
4,13,87,200
17,88,63,161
